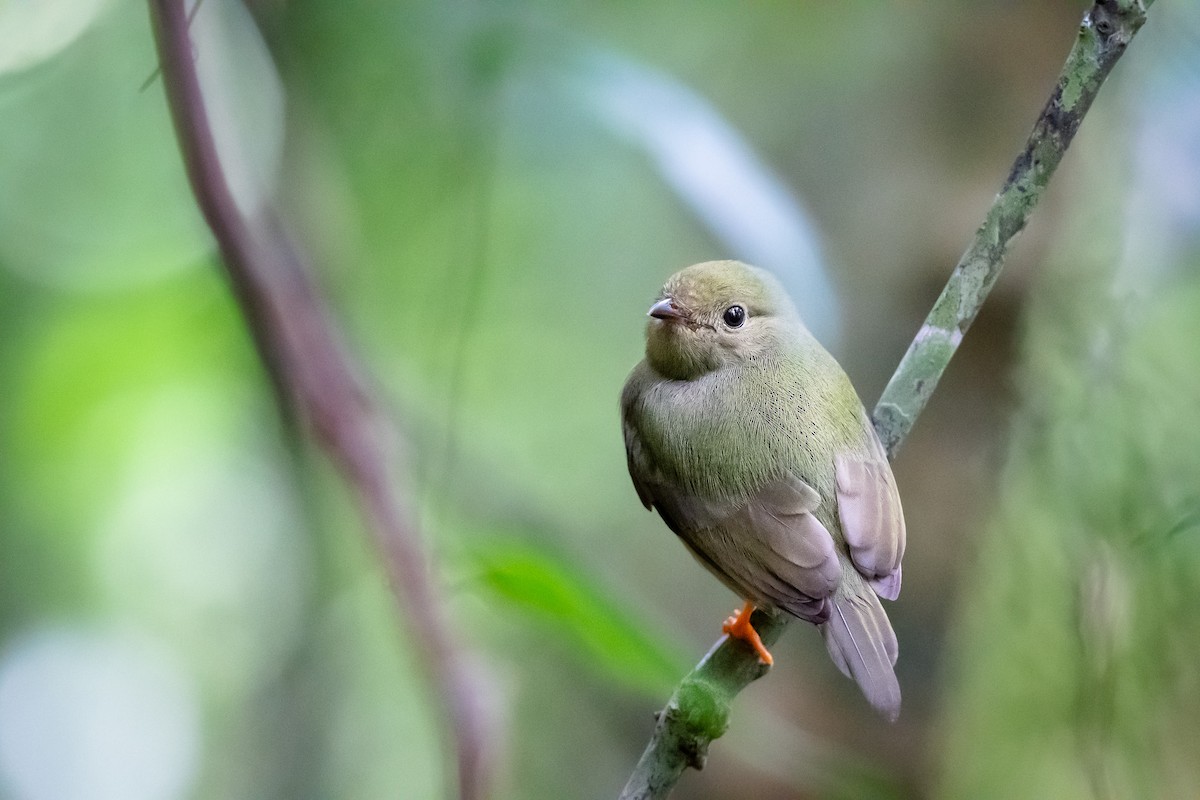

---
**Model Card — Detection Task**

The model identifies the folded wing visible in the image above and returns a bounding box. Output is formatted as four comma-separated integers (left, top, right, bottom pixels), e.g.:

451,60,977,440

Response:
833,431,906,601
626,441,841,622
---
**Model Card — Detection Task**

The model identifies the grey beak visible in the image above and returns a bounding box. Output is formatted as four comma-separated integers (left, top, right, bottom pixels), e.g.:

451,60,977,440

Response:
648,297,689,321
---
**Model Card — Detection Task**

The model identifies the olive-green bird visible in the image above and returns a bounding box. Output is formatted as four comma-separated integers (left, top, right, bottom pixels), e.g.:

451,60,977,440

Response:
621,260,905,720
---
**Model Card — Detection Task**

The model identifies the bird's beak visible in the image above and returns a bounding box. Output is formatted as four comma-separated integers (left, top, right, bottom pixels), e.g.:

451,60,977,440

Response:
648,297,689,322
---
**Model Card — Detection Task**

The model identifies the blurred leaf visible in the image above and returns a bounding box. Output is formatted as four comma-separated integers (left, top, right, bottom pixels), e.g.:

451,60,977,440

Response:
0,0,110,75
1119,1,1200,292
0,0,209,291
562,45,842,348
190,0,286,220
937,266,1200,799
470,539,689,696
6,273,250,532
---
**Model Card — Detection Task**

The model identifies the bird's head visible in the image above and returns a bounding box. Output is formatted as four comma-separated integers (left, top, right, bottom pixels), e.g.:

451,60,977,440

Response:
644,260,802,381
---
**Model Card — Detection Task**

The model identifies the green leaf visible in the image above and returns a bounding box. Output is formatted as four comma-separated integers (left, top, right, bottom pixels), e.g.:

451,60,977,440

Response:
470,539,689,696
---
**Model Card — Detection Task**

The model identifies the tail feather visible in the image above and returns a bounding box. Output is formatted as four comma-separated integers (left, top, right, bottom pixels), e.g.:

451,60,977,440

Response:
821,589,900,721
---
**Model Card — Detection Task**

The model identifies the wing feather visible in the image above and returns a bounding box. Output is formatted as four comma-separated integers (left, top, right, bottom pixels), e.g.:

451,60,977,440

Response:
834,439,906,601
634,467,841,622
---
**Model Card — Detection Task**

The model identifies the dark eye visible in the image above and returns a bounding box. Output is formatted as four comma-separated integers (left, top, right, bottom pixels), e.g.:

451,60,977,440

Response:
722,305,746,328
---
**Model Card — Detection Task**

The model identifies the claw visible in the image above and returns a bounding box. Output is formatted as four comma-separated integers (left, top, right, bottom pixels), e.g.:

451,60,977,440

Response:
721,601,773,666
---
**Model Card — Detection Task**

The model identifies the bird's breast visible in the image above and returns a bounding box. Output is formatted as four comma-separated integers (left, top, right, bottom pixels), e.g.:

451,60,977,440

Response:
634,365,835,502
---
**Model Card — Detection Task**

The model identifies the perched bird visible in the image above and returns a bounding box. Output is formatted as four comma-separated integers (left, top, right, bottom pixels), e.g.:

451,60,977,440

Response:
621,260,906,720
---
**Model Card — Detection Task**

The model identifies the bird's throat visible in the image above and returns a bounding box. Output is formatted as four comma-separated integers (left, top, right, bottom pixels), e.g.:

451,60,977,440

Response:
645,324,722,381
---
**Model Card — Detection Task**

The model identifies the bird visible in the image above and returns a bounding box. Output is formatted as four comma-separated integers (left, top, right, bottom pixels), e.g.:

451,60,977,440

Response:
620,260,906,720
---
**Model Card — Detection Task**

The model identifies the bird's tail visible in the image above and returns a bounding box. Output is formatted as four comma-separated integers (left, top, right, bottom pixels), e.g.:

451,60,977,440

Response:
821,586,901,721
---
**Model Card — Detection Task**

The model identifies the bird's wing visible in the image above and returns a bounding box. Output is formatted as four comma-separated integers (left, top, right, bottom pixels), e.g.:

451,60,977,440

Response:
834,428,906,600
733,474,843,620
635,466,842,622
620,366,664,511
621,369,839,619
621,413,657,511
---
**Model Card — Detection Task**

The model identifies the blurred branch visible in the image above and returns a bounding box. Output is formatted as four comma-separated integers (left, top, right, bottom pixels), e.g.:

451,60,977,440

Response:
619,2,1151,798
146,3,492,800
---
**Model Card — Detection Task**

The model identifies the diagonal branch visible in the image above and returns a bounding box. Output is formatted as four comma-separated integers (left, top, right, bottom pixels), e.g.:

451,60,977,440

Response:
619,2,1151,798
146,3,492,799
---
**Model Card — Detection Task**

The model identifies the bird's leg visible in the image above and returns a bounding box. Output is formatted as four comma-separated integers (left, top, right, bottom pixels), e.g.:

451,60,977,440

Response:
721,601,773,666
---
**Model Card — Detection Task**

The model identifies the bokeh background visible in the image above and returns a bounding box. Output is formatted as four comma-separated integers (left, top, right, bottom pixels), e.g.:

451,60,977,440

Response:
2,1,1200,798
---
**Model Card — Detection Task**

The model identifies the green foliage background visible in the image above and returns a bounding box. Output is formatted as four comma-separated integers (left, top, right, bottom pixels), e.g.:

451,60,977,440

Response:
1,1,1198,798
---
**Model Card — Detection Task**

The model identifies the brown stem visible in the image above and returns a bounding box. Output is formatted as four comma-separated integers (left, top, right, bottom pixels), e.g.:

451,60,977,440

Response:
146,3,492,798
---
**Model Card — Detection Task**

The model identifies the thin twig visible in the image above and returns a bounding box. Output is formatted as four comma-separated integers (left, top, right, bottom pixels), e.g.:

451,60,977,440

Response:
146,3,492,799
619,2,1151,797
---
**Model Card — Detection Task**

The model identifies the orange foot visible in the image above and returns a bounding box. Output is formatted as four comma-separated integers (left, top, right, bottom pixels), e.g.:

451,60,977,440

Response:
722,601,774,666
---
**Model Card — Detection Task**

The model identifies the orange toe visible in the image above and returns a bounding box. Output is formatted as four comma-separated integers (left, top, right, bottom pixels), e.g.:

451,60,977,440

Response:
721,601,774,666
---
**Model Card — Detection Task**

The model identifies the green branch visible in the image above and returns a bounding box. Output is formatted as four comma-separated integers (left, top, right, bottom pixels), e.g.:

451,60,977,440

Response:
873,0,1150,457
618,2,1151,798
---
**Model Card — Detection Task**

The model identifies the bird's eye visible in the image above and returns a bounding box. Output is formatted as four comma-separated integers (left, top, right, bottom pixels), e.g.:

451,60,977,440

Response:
722,305,746,328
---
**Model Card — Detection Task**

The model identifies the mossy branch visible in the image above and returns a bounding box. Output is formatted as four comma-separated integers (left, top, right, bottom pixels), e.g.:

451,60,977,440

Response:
873,0,1150,457
619,2,1151,797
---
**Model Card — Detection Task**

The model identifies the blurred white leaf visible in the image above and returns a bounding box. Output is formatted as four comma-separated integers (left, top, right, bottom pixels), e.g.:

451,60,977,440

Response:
0,627,199,800
191,0,286,221
565,48,842,347
0,1,206,292
1119,2,1200,293
0,0,110,75
0,0,284,292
